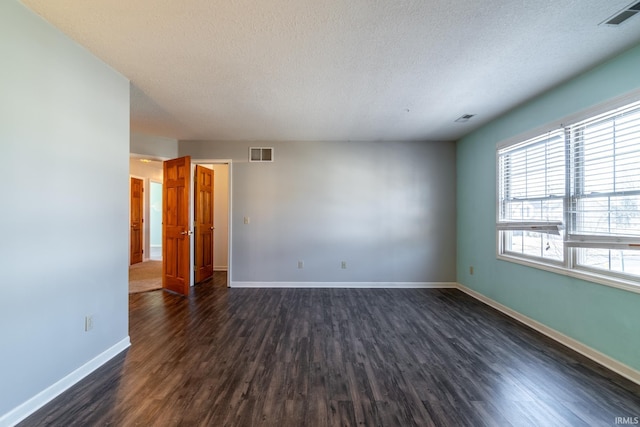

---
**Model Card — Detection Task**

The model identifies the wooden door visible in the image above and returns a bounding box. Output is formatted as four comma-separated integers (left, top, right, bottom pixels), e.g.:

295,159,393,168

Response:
163,156,191,295
130,177,143,265
194,165,214,283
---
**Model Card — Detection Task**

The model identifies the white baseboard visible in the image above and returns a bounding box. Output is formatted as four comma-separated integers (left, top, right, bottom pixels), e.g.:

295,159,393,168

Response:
230,281,458,288
214,266,228,272
456,283,640,386
0,337,131,427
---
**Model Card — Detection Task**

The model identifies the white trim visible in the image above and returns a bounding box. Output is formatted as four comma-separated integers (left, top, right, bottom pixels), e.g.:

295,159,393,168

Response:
230,281,457,288
456,284,640,386
496,221,563,235
214,266,228,272
0,337,131,427
565,234,640,250
497,253,640,295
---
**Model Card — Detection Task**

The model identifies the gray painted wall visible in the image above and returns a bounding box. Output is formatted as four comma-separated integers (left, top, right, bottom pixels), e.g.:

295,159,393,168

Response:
130,132,178,159
180,140,456,284
0,1,130,421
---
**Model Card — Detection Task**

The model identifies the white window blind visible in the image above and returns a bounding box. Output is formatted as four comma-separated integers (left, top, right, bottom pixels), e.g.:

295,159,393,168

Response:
498,130,565,261
568,101,640,247
498,130,565,226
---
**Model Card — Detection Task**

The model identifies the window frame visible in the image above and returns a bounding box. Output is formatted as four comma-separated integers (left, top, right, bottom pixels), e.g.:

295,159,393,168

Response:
495,93,640,294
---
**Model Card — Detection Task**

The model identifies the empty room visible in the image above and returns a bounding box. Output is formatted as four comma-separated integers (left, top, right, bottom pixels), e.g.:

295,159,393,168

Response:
1,1,640,426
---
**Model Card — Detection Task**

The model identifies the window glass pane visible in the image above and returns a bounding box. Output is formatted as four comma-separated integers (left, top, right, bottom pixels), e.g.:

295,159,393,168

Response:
504,199,563,222
610,195,640,236
498,130,565,223
573,192,640,237
577,248,640,277
503,231,563,261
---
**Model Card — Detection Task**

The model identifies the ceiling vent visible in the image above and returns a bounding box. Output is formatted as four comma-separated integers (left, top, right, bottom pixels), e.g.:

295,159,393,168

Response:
455,114,475,123
249,147,274,162
601,2,640,26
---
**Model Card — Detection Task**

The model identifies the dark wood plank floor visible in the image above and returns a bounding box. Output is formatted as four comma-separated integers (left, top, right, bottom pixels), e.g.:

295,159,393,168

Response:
20,274,640,426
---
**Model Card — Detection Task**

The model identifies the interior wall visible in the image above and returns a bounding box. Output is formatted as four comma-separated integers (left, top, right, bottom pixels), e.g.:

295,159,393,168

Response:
211,164,230,270
0,1,130,423
180,140,456,284
456,43,640,372
130,132,178,159
149,182,162,251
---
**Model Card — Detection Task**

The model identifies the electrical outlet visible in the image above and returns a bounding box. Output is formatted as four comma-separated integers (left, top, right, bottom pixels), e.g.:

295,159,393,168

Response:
298,260,304,269
469,266,474,275
244,216,250,224
341,261,347,269
85,315,93,332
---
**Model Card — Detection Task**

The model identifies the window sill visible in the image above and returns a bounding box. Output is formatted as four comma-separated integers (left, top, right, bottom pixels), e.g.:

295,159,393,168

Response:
496,253,640,295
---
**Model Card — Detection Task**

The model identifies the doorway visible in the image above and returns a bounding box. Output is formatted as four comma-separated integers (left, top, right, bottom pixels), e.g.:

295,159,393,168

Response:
191,161,231,288
149,181,162,261
129,157,164,293
128,156,232,292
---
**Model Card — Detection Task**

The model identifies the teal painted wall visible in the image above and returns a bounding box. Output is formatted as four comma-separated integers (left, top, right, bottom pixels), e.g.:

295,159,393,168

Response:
457,43,640,371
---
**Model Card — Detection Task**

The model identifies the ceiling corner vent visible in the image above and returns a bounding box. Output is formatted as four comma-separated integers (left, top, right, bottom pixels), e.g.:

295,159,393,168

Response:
455,114,475,123
601,2,640,26
249,147,274,162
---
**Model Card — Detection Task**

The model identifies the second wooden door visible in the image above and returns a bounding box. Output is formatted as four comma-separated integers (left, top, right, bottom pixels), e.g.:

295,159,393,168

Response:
194,165,214,283
130,177,143,265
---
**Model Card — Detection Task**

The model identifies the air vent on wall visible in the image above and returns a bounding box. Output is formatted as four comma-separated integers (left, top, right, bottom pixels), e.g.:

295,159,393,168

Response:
249,147,274,162
601,1,640,26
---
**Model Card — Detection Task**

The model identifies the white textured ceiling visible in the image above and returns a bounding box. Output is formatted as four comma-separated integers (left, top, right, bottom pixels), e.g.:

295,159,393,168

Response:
20,0,640,142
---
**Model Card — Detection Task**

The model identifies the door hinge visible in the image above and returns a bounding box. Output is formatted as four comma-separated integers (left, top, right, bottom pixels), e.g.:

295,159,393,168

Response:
193,265,197,272
193,221,196,228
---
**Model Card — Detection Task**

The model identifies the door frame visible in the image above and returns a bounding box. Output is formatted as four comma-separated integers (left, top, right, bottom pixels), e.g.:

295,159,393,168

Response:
130,154,166,261
191,159,233,288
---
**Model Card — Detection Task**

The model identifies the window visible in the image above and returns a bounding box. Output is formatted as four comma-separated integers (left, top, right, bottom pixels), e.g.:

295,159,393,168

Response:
497,100,640,286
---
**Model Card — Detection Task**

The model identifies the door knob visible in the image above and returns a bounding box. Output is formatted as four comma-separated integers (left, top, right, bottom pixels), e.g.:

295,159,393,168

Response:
180,230,193,236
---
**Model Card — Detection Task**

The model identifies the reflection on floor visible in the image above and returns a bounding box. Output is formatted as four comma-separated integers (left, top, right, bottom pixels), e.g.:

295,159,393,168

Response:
129,262,227,294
